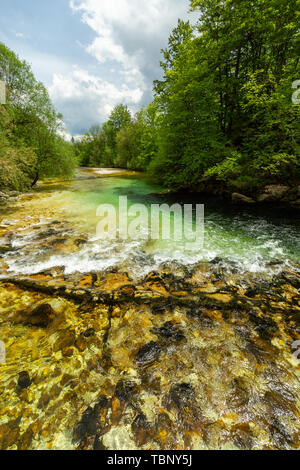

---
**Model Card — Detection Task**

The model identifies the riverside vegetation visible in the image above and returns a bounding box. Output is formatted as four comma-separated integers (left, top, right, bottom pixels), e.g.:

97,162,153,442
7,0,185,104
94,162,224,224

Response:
1,0,300,200
74,0,300,203
0,43,77,195
0,0,300,452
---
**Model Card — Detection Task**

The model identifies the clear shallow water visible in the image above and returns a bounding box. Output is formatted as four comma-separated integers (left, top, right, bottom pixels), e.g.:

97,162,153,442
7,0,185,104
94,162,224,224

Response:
1,171,299,277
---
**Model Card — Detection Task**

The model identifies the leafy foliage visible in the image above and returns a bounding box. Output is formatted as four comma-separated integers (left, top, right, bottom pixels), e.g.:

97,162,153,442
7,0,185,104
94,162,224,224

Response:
73,0,300,192
0,43,77,190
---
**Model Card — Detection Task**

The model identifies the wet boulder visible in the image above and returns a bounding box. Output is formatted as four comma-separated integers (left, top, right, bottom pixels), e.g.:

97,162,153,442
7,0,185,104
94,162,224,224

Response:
232,193,255,204
258,185,290,203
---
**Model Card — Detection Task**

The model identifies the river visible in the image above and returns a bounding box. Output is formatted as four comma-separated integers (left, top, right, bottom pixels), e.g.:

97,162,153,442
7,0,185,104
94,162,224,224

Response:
1,168,299,279
0,168,300,450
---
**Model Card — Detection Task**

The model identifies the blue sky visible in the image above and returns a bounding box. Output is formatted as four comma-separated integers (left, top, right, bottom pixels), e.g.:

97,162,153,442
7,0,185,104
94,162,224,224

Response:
0,0,196,137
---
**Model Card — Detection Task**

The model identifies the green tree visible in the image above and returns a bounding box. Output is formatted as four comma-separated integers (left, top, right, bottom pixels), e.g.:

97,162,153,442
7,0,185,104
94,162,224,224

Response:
103,104,132,165
0,42,77,189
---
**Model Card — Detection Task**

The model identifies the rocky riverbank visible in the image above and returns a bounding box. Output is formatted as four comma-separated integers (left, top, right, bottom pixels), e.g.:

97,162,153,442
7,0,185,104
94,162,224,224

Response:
0,190,20,205
190,183,300,210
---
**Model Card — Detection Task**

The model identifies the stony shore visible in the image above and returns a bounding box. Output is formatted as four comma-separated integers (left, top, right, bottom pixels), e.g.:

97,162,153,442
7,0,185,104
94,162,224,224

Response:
190,183,300,210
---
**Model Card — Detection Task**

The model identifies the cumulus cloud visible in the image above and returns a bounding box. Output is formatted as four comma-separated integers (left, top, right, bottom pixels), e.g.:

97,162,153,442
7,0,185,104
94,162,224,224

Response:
49,0,195,135
70,0,192,85
49,66,143,135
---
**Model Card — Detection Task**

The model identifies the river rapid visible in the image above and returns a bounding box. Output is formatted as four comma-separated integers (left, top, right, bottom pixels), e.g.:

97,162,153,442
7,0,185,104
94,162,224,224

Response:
0,168,300,450
0,168,299,279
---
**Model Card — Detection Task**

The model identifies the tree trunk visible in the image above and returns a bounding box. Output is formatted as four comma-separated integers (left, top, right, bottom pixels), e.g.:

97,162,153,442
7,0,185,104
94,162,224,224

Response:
31,171,39,187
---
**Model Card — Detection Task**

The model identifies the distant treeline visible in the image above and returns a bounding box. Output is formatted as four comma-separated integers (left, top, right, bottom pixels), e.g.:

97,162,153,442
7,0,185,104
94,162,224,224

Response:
0,43,77,191
77,0,300,191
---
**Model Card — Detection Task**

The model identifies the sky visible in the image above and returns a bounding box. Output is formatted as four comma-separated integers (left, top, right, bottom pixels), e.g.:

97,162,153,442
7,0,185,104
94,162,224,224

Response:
0,0,197,138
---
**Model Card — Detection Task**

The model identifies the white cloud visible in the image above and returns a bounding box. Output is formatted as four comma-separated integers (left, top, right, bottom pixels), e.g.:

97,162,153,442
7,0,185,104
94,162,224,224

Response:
49,65,143,134
68,0,194,99
49,0,195,134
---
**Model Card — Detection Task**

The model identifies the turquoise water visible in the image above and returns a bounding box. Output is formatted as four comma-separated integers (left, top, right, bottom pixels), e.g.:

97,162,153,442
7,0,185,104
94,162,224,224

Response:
2,172,300,277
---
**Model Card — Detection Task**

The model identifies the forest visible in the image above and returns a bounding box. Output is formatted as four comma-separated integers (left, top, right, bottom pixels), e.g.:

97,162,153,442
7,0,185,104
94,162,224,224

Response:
75,0,300,193
1,0,300,194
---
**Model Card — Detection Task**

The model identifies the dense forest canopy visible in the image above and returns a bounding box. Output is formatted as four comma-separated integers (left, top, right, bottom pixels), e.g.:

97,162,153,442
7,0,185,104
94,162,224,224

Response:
0,43,77,191
1,0,299,193
77,0,300,192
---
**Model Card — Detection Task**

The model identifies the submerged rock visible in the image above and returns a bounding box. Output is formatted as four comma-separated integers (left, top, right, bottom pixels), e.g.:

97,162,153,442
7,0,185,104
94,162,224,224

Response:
152,321,185,342
131,413,152,447
136,342,161,366
74,406,99,442
115,380,135,402
17,371,31,389
22,303,56,328
83,328,95,338
226,378,249,410
167,383,195,410
232,193,255,204
1,258,300,450
0,422,20,450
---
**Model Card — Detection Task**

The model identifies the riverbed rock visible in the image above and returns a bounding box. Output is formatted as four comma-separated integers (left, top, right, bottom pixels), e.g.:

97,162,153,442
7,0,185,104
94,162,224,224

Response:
167,383,195,410
17,371,31,389
226,378,249,410
22,303,56,328
152,321,185,342
1,252,300,450
83,328,95,338
136,342,161,366
258,185,290,202
131,413,152,447
115,380,135,403
53,329,76,352
0,421,20,450
232,193,255,204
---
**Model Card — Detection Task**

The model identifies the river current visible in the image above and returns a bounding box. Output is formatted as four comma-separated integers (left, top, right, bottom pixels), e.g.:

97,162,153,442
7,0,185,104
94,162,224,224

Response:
1,168,299,279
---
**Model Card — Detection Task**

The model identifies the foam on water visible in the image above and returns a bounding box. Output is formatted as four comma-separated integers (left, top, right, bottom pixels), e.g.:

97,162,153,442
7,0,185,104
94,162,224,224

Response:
0,172,299,278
